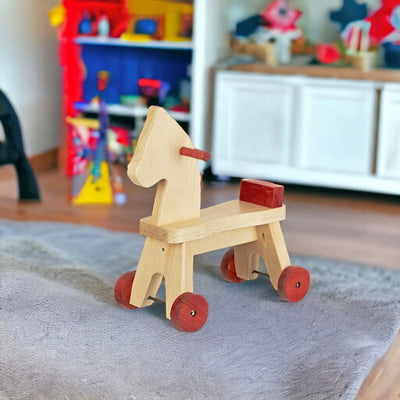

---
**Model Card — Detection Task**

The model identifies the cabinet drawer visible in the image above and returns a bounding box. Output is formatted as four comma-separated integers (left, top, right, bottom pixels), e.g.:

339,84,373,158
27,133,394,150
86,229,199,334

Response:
294,80,378,175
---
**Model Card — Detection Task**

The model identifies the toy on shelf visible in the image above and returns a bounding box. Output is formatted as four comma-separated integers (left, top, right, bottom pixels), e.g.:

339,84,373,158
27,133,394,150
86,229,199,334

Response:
97,14,110,37
47,4,66,28
0,90,40,201
328,0,379,71
365,0,400,68
315,43,342,64
232,0,303,65
365,0,400,44
69,71,132,205
121,0,193,42
169,78,191,113
67,116,132,204
114,107,310,332
49,1,129,38
138,78,170,106
78,11,93,35
260,0,302,31
342,20,378,71
76,10,112,37
328,0,400,70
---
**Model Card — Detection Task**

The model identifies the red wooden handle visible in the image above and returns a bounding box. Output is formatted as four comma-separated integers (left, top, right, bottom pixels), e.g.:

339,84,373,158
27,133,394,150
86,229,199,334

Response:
180,146,211,162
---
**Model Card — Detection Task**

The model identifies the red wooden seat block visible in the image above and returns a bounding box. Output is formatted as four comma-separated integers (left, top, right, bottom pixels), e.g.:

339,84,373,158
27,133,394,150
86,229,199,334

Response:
239,179,284,208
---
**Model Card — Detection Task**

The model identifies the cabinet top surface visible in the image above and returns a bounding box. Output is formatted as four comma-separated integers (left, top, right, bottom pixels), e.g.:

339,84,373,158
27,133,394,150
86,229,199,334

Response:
227,63,400,83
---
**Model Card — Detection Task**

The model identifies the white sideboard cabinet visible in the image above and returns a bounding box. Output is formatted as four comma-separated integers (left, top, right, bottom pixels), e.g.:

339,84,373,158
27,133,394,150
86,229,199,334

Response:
212,69,400,195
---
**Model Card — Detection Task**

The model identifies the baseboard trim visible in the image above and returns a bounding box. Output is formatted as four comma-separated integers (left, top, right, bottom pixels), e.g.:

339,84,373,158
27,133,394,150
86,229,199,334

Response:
30,148,58,172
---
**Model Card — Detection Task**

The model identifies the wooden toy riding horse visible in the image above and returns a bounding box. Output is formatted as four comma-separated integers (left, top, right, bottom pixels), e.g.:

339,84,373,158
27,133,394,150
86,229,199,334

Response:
114,106,310,332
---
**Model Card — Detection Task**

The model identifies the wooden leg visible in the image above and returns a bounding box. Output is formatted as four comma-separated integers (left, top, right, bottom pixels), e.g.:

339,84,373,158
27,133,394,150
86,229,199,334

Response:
130,238,166,308
256,222,291,289
233,242,259,280
164,242,193,320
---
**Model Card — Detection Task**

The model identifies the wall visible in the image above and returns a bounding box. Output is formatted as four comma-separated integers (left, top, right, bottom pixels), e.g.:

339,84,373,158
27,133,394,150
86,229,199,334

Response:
228,0,381,43
0,0,61,157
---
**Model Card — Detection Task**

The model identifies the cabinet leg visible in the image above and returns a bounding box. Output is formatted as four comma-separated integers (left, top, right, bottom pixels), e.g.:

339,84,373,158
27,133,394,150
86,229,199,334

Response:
256,222,291,289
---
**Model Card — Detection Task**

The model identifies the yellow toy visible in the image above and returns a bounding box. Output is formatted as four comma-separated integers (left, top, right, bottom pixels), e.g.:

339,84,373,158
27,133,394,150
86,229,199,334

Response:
47,4,66,27
114,107,310,332
123,0,193,42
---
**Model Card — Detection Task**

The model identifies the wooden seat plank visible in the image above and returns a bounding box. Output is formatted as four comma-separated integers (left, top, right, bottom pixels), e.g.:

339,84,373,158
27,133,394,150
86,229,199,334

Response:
139,199,286,244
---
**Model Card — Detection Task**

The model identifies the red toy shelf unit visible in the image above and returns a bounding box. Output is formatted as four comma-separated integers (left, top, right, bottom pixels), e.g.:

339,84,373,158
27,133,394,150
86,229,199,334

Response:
57,0,194,176
58,0,129,175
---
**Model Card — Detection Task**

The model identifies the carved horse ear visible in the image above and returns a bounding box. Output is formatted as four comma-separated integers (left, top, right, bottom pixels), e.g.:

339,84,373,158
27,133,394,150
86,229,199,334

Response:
180,146,211,162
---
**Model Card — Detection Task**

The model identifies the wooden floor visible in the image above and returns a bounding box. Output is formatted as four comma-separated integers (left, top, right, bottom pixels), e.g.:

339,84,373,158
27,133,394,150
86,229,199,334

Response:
1,165,399,399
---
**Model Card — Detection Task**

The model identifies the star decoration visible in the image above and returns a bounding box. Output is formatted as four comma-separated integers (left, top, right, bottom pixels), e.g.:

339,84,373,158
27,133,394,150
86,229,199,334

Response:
260,0,302,32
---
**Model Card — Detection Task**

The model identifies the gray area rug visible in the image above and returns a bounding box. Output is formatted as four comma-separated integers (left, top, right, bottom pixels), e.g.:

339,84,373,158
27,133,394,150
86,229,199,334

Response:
0,219,399,400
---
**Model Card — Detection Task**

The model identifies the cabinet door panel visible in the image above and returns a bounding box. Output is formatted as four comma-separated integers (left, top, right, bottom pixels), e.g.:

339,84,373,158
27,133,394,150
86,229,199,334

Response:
377,85,400,179
213,72,294,172
295,81,377,174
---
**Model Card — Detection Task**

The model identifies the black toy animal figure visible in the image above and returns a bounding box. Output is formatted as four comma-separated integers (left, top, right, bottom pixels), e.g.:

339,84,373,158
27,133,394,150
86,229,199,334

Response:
0,89,40,200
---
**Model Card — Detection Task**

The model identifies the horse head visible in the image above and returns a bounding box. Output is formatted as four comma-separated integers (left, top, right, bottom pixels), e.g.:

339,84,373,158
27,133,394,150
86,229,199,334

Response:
128,106,191,187
129,105,210,184
127,106,210,225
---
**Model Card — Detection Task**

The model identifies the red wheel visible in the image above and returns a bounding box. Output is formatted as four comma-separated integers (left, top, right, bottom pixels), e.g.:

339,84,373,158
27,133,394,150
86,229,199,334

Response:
278,266,310,303
170,292,208,332
114,271,138,310
220,248,244,283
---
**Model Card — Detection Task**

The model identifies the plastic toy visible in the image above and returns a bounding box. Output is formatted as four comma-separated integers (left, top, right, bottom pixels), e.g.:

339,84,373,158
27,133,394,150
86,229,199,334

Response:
0,90,40,201
260,0,302,32
97,14,110,37
68,71,130,205
341,19,377,71
342,20,371,53
233,0,303,65
114,107,310,332
316,43,342,64
47,4,66,27
138,78,170,106
365,0,400,44
67,118,130,205
78,12,93,35
327,0,381,71
234,15,262,38
122,0,193,42
135,18,158,35
362,1,400,68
